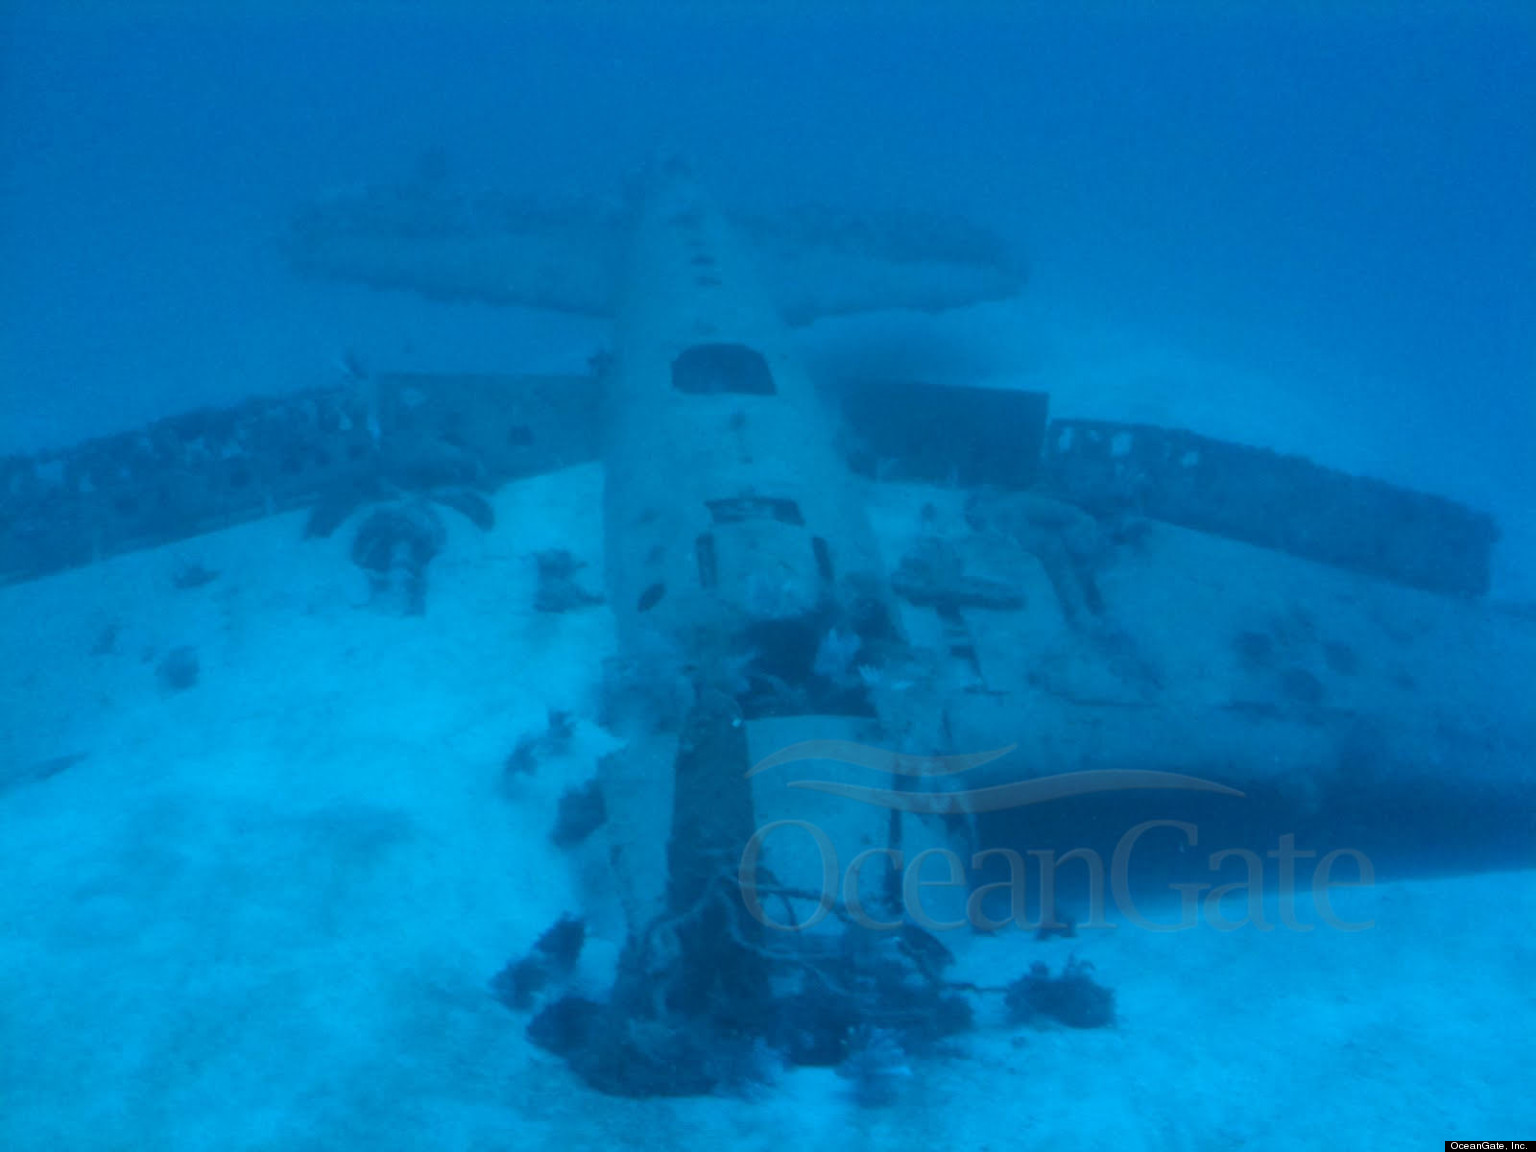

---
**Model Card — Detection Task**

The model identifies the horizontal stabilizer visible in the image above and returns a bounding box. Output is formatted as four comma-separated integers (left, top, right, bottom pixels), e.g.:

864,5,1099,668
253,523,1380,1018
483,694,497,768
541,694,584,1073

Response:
285,182,1027,323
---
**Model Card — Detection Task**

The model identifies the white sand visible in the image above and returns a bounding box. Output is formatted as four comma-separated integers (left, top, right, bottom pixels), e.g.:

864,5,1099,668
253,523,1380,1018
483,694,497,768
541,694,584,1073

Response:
2,109,1531,1148
1,458,1531,1150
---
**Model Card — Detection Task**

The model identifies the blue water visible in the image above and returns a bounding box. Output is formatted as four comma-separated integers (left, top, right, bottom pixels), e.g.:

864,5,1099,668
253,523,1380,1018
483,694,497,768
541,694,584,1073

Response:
1,3,1533,1147
4,4,1532,460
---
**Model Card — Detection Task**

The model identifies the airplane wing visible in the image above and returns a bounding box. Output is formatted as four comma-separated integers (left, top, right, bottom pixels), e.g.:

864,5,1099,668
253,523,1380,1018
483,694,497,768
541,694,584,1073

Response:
4,160,1531,1107
284,180,1028,322
0,366,1501,603
0,372,601,585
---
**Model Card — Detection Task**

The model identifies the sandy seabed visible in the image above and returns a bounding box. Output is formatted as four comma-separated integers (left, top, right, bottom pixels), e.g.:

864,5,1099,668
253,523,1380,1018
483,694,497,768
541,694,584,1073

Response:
0,451,1531,1150
2,196,1533,1145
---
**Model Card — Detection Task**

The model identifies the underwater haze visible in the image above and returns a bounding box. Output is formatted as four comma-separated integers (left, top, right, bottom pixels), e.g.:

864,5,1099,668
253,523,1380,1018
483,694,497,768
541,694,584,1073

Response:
4,2,1533,585
1,3,1534,1150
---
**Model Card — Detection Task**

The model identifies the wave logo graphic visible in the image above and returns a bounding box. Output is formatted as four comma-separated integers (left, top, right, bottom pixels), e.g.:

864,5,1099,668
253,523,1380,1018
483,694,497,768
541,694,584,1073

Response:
745,740,1245,814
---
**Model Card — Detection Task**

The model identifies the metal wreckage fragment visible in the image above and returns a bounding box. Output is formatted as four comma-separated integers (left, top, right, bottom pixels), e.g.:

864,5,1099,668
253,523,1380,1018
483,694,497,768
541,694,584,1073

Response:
3,156,1527,1102
0,373,600,589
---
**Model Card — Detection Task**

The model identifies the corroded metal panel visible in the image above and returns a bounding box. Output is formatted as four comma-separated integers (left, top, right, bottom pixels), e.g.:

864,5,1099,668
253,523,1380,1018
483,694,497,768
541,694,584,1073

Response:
0,373,600,585
0,389,376,584
1043,419,1499,598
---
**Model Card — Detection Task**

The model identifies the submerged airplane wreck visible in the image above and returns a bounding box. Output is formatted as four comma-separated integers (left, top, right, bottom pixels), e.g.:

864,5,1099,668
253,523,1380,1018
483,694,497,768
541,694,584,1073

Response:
2,157,1532,1097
